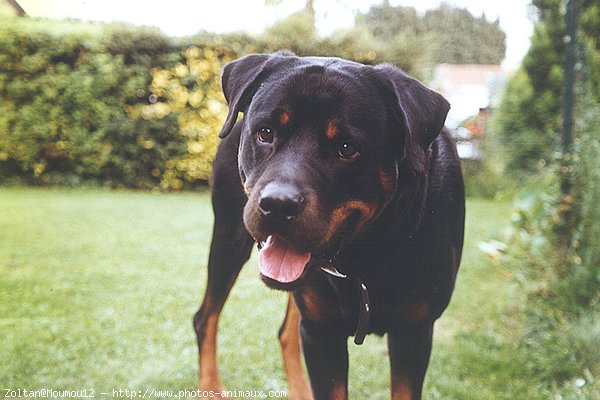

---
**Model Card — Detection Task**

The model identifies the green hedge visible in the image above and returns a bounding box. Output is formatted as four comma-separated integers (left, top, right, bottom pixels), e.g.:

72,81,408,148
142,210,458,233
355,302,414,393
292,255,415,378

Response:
0,18,187,188
0,18,248,190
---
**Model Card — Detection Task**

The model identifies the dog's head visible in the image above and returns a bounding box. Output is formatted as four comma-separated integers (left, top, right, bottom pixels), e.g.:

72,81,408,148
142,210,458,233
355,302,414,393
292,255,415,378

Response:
218,52,449,290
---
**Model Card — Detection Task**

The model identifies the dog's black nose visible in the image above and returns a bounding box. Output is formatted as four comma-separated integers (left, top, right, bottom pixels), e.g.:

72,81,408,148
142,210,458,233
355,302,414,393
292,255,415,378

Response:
258,182,305,221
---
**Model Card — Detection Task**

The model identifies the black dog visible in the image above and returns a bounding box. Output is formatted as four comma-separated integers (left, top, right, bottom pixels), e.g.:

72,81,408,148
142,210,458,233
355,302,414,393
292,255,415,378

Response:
193,52,465,400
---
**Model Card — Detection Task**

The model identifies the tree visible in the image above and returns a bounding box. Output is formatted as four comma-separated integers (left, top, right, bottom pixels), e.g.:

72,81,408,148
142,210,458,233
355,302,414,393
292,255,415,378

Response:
356,2,506,65
356,3,424,40
423,3,506,64
491,0,600,175
265,0,315,25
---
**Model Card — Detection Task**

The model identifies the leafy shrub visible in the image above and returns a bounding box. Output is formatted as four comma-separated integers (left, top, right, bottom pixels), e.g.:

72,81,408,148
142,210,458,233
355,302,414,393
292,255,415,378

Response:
461,160,513,199
133,45,235,190
495,102,600,392
488,67,561,175
490,1,600,178
0,18,183,188
254,11,423,75
486,2,600,390
570,99,600,312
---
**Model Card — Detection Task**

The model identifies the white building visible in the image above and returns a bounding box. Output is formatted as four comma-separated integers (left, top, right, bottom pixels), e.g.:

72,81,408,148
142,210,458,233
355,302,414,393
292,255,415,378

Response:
430,64,507,129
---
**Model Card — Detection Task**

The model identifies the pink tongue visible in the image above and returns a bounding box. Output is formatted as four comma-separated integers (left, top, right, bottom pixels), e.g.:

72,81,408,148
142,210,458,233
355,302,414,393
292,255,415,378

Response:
258,236,311,284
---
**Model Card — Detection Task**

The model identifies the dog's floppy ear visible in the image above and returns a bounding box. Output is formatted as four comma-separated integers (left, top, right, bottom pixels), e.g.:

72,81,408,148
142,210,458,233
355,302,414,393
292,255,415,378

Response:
374,64,450,175
218,51,296,138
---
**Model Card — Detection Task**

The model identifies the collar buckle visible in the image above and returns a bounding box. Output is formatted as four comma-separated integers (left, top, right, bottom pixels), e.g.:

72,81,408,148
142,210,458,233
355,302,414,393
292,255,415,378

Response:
319,262,370,345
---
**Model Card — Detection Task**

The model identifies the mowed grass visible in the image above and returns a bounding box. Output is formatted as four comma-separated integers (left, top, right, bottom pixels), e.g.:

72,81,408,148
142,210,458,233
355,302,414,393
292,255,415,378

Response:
1,187,535,398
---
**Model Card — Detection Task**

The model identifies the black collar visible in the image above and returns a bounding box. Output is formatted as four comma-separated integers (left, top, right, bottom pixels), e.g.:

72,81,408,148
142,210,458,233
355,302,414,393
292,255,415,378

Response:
320,263,371,345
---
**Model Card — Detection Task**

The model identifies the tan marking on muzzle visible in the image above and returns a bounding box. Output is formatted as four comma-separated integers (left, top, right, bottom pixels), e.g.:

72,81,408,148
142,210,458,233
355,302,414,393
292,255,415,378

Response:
325,200,378,243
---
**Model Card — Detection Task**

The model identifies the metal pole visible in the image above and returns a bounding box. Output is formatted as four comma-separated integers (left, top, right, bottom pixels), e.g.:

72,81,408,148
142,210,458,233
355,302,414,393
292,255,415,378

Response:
562,0,577,195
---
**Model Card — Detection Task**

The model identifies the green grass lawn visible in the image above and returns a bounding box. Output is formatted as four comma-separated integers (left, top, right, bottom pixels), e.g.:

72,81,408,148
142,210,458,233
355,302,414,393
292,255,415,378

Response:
0,187,546,398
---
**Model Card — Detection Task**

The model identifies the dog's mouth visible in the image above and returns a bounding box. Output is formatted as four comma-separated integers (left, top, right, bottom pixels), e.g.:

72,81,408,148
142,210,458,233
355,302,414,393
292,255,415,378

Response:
258,235,311,286
256,212,361,290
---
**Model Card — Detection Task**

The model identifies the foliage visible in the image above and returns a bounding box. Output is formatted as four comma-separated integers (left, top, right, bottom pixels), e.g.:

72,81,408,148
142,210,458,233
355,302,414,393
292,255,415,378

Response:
461,159,513,199
256,11,423,76
499,167,600,389
422,3,506,65
261,11,319,55
0,17,185,189
491,71,600,400
0,20,244,190
135,46,234,190
489,67,561,174
356,2,506,66
485,1,600,391
491,0,600,176
570,97,600,312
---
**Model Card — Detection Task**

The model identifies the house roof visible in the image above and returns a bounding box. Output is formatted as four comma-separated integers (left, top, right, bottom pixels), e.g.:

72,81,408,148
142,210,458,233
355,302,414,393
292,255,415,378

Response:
1,0,27,16
432,64,505,90
429,63,508,126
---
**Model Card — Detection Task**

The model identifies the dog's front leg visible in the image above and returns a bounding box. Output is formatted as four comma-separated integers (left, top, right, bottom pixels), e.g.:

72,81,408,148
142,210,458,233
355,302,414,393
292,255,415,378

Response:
300,320,349,400
279,295,313,399
387,323,434,400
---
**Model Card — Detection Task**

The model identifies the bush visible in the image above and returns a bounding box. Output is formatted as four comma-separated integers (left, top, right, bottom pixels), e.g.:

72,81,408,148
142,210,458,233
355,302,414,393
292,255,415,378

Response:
0,18,185,188
495,101,600,392
570,99,600,311
133,45,235,190
461,160,513,199
0,18,244,190
488,67,561,175
486,2,600,390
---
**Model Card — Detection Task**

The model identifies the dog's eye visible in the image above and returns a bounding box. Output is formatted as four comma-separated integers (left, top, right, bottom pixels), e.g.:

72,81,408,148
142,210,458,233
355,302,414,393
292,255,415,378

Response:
338,143,360,160
257,127,274,144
